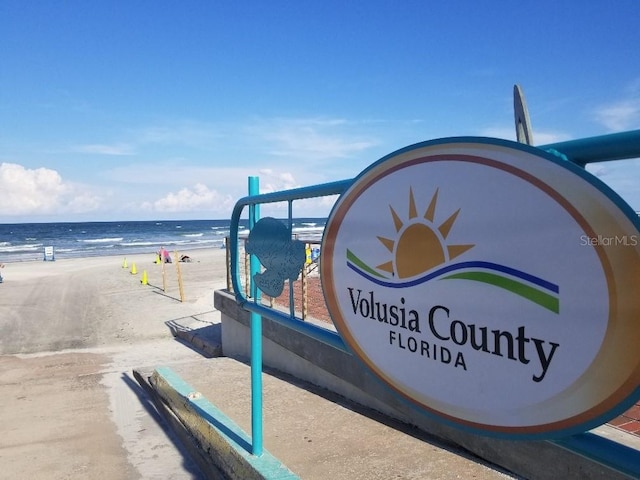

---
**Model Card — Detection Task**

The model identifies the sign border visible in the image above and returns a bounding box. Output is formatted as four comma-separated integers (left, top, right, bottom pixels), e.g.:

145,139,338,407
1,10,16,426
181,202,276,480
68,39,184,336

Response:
321,137,640,439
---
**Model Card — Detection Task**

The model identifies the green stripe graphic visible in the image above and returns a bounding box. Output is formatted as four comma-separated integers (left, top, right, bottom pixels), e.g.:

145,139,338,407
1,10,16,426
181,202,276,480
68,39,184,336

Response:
346,249,387,278
441,271,559,313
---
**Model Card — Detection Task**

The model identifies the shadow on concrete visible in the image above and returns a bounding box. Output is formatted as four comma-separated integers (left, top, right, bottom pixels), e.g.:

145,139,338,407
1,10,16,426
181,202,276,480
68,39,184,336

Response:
165,313,222,358
244,358,522,476
189,400,254,454
121,371,205,479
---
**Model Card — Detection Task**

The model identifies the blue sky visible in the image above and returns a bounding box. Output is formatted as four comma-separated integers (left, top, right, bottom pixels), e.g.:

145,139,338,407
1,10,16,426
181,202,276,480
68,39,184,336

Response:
1,1,639,223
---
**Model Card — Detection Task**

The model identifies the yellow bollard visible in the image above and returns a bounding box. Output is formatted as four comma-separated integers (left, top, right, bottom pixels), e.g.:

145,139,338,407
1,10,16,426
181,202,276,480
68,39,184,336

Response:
131,263,137,275
122,257,128,268
140,270,148,285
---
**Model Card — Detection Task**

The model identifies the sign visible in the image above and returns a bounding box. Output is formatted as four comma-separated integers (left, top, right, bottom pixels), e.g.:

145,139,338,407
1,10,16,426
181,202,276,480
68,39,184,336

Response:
44,246,55,261
321,137,640,439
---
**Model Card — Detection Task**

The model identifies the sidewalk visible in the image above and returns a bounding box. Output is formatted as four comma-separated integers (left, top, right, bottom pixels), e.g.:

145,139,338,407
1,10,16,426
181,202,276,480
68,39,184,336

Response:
136,354,519,480
140,311,640,480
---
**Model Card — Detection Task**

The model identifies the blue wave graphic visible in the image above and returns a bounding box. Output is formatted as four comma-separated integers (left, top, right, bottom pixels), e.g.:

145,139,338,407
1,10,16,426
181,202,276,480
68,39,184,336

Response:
347,260,559,293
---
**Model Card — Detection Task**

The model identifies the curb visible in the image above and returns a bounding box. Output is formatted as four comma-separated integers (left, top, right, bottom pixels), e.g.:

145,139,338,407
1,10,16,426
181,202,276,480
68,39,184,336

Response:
138,366,299,480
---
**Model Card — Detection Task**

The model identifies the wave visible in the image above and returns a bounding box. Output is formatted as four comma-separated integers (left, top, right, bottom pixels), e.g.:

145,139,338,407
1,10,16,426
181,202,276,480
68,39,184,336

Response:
171,238,217,246
119,241,157,247
293,227,324,235
0,219,299,262
80,237,124,244
292,225,324,242
0,243,43,253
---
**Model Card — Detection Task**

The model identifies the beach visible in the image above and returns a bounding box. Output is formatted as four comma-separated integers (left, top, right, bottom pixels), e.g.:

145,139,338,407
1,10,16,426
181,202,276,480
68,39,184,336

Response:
0,248,228,479
3,245,638,479
0,248,228,354
0,244,527,480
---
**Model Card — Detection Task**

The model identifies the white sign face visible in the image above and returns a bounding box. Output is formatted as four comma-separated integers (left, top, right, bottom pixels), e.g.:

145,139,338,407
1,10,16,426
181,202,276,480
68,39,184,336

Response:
321,138,640,439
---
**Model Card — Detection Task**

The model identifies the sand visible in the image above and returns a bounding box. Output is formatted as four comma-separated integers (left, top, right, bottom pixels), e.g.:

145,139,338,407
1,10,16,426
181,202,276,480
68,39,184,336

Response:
0,248,229,479
0,249,228,354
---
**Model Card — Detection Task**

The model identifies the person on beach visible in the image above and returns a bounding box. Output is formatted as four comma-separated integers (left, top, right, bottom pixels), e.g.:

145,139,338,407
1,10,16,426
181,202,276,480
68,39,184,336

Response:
158,246,172,263
0,263,4,283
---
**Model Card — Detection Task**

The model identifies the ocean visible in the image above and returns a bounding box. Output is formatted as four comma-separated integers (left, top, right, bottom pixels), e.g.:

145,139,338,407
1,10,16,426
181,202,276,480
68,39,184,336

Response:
0,218,327,263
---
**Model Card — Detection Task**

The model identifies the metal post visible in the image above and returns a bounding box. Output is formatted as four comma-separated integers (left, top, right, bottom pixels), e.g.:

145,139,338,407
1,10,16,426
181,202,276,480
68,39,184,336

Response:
244,246,250,298
248,176,263,456
225,236,231,292
302,250,308,320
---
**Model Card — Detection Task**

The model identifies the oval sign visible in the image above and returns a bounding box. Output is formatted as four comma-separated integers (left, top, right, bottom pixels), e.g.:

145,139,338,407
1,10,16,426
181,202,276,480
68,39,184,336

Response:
321,137,640,439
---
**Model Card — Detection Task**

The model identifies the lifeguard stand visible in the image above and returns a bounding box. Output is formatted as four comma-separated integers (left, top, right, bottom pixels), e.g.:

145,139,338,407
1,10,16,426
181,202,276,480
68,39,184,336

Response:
43,246,55,261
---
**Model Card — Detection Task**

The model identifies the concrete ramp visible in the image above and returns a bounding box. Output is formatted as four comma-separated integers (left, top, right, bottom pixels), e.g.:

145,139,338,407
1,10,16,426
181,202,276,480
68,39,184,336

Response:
135,356,518,480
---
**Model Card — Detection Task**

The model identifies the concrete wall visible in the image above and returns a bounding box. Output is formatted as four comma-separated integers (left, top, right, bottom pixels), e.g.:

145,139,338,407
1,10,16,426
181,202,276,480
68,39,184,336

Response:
214,289,636,480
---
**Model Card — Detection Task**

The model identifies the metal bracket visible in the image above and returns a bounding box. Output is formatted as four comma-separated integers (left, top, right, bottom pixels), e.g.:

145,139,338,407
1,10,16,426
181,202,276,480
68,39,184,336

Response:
514,84,534,145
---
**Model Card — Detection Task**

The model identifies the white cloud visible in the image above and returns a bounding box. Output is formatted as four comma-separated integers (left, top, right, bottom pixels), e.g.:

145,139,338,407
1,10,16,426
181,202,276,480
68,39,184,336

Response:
593,79,640,132
292,195,339,218
478,126,571,145
71,143,135,155
135,121,224,147
532,131,573,145
66,191,102,212
202,168,340,218
251,117,377,161
142,183,234,215
586,159,640,211
0,163,101,216
257,169,299,193
256,169,341,218
594,99,640,132
102,163,335,217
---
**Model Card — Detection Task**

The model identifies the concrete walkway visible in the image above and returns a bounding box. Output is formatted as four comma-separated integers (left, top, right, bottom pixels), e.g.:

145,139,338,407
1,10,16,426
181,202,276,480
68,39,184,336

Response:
136,340,520,480
142,298,640,480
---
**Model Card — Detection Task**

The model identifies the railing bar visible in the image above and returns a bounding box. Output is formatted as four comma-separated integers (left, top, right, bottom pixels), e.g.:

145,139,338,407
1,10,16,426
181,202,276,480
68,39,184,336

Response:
235,179,352,207
240,300,348,353
540,129,640,166
288,200,295,319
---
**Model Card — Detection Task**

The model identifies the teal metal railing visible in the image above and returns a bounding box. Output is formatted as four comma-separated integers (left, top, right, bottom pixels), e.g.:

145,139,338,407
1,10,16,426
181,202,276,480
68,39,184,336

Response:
229,129,640,475
230,178,352,353
542,129,640,166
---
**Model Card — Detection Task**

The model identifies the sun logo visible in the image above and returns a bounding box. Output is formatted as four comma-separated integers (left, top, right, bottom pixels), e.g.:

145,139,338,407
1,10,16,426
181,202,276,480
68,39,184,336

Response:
375,188,474,278
343,186,559,312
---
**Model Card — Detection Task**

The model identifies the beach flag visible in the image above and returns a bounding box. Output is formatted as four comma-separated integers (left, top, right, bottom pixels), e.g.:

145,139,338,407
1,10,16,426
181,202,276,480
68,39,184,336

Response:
131,263,137,275
155,254,161,264
122,257,128,268
141,270,148,285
